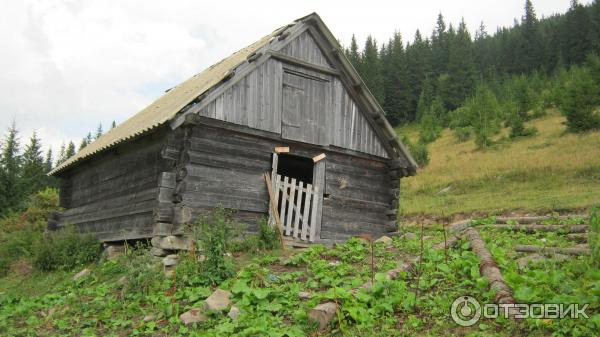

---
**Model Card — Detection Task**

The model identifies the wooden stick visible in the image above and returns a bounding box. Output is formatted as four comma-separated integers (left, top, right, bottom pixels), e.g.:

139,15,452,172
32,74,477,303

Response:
264,172,285,248
514,245,590,256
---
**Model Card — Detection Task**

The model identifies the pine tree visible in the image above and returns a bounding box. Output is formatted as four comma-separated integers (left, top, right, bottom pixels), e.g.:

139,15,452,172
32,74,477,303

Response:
360,36,385,104
21,132,46,197
95,123,103,139
0,122,22,214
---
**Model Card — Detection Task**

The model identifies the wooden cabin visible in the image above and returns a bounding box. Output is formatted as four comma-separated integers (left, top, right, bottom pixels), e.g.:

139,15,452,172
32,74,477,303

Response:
49,13,417,249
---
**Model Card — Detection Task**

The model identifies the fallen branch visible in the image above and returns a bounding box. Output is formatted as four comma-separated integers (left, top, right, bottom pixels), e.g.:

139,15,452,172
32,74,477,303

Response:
514,245,590,256
486,224,588,234
462,227,515,305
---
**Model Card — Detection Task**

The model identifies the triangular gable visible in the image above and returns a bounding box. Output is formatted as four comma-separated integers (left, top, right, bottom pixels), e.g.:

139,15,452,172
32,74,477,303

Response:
279,30,332,68
51,13,417,176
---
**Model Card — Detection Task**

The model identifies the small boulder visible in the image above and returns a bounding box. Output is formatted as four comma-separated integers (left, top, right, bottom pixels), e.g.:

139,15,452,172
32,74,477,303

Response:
143,314,155,322
180,308,208,325
150,247,170,257
204,289,232,312
402,233,417,241
375,236,393,246
298,291,312,300
162,254,179,267
104,244,125,259
227,306,241,321
73,268,91,281
308,302,338,330
516,253,546,269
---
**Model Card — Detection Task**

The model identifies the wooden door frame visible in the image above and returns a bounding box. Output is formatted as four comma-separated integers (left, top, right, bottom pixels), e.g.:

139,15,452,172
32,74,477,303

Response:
269,150,325,241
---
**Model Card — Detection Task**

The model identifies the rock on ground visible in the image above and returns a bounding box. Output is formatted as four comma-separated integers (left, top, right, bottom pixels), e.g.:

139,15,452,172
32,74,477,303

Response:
73,268,91,281
228,306,240,321
298,291,312,300
308,302,338,330
104,244,125,260
204,289,232,312
375,236,393,246
180,308,208,325
162,254,179,267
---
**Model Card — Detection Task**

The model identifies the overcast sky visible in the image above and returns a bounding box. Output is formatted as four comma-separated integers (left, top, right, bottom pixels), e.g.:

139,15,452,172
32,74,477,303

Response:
0,0,588,156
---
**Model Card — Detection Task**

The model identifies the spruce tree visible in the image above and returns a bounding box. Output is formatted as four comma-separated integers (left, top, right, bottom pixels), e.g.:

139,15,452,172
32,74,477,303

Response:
346,34,361,70
0,122,22,214
464,84,501,148
44,148,53,173
360,36,385,104
65,141,76,159
563,0,592,65
431,13,449,77
383,32,411,125
443,19,476,111
21,132,46,197
56,142,67,166
517,0,543,72
95,123,103,139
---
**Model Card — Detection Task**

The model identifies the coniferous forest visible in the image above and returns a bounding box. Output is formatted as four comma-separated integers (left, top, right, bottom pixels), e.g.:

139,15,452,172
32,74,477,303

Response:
346,0,600,163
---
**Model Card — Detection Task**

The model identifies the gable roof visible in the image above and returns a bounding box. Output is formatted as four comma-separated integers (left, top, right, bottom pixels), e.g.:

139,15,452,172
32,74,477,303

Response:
50,13,417,176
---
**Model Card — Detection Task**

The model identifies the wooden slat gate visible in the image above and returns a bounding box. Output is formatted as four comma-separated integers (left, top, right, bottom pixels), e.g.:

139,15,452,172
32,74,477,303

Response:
272,174,320,242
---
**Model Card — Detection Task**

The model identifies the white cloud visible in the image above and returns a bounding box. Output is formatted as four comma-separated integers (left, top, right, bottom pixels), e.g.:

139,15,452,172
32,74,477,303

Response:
0,0,584,155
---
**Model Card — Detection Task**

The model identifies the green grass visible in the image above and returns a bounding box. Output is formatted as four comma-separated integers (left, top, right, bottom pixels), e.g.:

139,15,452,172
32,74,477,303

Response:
397,109,600,216
2,216,597,336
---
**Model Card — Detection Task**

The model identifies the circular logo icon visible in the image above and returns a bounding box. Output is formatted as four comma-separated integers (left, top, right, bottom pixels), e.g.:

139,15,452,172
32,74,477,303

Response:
451,296,481,326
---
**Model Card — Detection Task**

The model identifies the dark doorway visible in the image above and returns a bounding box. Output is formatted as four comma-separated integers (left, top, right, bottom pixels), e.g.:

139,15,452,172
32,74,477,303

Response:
276,153,313,184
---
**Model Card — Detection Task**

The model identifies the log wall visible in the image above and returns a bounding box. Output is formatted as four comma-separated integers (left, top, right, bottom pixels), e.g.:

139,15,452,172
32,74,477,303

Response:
176,121,395,240
57,130,168,241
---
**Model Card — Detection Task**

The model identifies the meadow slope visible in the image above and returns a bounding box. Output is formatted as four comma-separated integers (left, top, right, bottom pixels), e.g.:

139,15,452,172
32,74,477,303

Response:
397,109,600,216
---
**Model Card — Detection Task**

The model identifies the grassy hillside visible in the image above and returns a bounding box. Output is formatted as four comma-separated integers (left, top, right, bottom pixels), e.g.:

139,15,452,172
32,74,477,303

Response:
398,109,600,216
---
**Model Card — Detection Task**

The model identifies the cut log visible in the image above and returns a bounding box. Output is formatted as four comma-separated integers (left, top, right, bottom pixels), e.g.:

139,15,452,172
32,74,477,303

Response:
495,215,578,224
514,245,590,256
462,227,514,305
565,233,588,243
487,224,588,234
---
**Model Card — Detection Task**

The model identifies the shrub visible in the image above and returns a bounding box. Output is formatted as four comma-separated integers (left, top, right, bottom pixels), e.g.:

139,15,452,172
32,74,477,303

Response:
192,206,237,285
559,65,600,132
464,84,501,148
124,243,164,295
33,226,101,272
257,217,281,250
401,135,429,167
0,228,41,277
453,126,472,143
590,208,600,266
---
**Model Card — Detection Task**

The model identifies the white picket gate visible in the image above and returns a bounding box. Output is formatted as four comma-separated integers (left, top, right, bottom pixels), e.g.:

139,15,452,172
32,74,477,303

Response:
272,174,320,242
